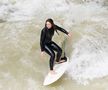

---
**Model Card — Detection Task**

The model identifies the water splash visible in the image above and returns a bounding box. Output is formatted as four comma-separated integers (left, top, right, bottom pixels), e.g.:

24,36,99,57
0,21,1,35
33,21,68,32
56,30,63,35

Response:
0,0,108,86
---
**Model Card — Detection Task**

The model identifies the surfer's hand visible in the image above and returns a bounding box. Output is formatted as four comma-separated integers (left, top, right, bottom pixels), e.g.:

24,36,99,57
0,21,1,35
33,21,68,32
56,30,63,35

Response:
68,32,72,37
41,51,44,57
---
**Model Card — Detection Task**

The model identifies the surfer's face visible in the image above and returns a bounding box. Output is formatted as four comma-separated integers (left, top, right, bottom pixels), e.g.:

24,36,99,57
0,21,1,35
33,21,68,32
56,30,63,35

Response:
46,22,52,29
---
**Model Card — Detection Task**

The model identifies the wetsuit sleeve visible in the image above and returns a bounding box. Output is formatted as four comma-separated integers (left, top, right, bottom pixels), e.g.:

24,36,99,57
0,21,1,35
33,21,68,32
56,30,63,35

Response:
54,24,69,35
40,29,45,52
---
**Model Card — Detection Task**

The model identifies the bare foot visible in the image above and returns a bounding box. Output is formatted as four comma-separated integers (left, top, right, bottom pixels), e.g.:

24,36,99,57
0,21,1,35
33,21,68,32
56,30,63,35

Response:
59,60,66,63
49,70,56,75
55,60,66,64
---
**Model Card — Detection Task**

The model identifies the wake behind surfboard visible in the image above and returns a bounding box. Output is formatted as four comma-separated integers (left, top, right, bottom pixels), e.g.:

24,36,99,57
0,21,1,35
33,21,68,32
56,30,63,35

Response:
43,57,69,86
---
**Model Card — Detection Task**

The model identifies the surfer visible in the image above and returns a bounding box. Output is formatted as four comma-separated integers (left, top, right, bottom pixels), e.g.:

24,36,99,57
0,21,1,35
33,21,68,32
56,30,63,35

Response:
40,18,71,74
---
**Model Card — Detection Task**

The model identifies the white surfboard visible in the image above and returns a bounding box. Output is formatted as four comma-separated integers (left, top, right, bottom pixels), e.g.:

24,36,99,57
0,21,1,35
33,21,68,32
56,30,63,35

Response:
43,57,69,86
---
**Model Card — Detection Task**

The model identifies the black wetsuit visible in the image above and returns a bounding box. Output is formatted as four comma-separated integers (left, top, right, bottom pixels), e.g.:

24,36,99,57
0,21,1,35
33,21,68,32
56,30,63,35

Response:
40,24,69,70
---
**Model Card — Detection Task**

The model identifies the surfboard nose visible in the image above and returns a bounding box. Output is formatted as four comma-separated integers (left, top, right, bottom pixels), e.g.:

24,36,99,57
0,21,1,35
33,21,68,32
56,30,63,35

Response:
43,57,69,86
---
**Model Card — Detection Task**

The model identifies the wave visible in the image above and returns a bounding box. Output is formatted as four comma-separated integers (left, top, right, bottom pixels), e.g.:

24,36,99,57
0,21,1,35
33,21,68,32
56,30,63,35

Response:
0,0,108,85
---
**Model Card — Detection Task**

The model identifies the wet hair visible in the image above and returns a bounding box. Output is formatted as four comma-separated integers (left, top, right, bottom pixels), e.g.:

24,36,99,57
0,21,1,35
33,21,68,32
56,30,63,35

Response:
45,18,59,35
45,18,54,29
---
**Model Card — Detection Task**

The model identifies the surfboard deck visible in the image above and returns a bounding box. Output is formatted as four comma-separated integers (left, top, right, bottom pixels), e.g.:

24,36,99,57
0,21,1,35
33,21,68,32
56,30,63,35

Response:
43,57,69,86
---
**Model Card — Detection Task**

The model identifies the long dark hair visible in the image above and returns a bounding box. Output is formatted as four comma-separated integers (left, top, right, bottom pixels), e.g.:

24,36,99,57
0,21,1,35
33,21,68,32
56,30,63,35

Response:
45,18,59,35
45,18,54,29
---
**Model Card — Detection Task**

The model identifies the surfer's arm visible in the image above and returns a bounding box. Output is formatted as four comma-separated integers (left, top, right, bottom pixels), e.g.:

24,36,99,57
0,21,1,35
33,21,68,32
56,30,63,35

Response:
40,29,45,52
54,24,69,35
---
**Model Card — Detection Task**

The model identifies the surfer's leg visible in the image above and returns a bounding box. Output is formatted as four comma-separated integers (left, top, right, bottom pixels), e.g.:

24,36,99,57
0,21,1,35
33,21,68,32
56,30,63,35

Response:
50,41,62,62
44,44,55,70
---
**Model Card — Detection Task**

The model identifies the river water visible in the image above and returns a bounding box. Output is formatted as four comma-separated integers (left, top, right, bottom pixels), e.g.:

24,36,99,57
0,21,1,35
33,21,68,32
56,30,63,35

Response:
0,0,108,90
